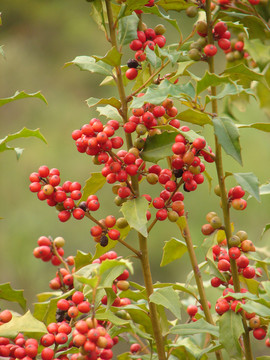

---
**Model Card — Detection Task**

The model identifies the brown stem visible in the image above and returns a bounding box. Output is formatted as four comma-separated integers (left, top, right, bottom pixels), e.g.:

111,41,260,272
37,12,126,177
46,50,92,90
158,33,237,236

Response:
138,233,166,360
177,217,223,360
205,1,253,359
85,212,107,230
117,237,142,258
51,240,70,273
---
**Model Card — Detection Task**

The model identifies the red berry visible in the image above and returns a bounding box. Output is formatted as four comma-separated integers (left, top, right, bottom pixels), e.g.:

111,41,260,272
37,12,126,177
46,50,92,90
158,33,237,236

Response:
214,21,227,36
218,38,231,50
126,68,138,80
38,165,50,178
156,209,167,221
130,343,141,353
57,299,70,311
204,44,217,57
253,328,266,340
41,348,54,360
108,229,120,240
187,305,198,317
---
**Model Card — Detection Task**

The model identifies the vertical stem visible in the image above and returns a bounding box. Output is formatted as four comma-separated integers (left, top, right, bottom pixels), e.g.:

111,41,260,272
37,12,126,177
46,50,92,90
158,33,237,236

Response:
104,0,133,150
178,218,223,360
139,233,166,360
104,2,166,358
204,1,253,359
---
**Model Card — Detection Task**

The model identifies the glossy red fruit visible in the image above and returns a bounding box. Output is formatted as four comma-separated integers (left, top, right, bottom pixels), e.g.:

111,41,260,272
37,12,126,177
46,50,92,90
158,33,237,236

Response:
253,327,267,340
41,348,54,360
218,38,231,50
187,305,198,317
130,343,141,353
126,68,138,80
229,247,241,259
204,44,217,57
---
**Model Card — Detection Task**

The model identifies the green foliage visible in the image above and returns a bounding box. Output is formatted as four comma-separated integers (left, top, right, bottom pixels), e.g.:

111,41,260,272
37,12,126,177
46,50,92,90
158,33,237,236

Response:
80,172,107,202
219,311,244,358
0,311,47,338
160,237,188,267
0,283,27,311
121,197,148,237
212,117,242,165
0,127,47,159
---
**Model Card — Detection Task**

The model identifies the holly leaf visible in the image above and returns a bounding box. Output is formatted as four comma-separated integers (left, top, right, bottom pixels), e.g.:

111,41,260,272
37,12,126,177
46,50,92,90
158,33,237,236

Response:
196,72,233,95
74,251,93,271
212,117,242,165
96,105,122,122
140,131,176,163
170,318,219,337
260,183,270,196
86,97,121,109
160,238,188,267
118,14,139,46
219,311,244,358
0,127,47,160
218,11,269,40
0,283,27,311
0,90,47,107
236,122,270,132
150,286,182,319
130,79,195,108
244,38,270,71
233,172,260,202
80,172,107,202
0,311,47,338
143,5,181,33
158,0,195,12
65,56,112,76
145,46,162,69
121,197,148,237
223,63,268,88
93,46,122,67
176,108,212,126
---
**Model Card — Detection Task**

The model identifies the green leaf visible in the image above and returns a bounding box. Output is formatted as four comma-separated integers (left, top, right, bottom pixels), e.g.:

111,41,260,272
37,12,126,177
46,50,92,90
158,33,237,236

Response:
0,127,47,159
130,79,195,108
219,311,244,358
238,275,260,295
218,11,269,40
158,47,182,66
74,251,93,271
118,14,139,46
206,82,256,104
240,301,270,317
96,105,122,122
176,108,212,126
140,131,176,163
260,224,270,239
34,290,74,325
158,0,195,11
90,0,106,33
233,172,260,201
244,39,270,71
86,97,121,109
145,46,162,69
131,62,151,92
0,283,27,311
206,256,227,283
212,117,242,165
0,90,47,107
123,304,153,336
80,172,107,202
95,309,129,326
236,122,270,132
196,72,233,95
256,64,270,118
160,237,188,267
65,56,112,76
154,282,197,299
143,5,181,34
223,63,268,88
0,311,47,338
260,183,270,196
93,46,122,67
121,197,148,237
171,318,219,337
150,286,182,319
117,0,149,17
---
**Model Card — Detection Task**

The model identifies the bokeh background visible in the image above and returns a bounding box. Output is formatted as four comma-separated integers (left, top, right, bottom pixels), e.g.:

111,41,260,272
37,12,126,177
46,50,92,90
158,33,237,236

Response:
0,0,270,356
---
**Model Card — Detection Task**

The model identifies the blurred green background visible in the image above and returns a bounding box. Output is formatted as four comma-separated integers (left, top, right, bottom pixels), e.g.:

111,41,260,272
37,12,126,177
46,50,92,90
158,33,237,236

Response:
0,0,270,355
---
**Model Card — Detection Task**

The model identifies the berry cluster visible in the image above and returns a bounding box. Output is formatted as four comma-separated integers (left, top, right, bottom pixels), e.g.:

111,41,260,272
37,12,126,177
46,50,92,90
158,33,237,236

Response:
228,185,247,211
0,333,40,360
29,166,84,222
124,97,179,135
126,25,166,80
217,0,260,7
